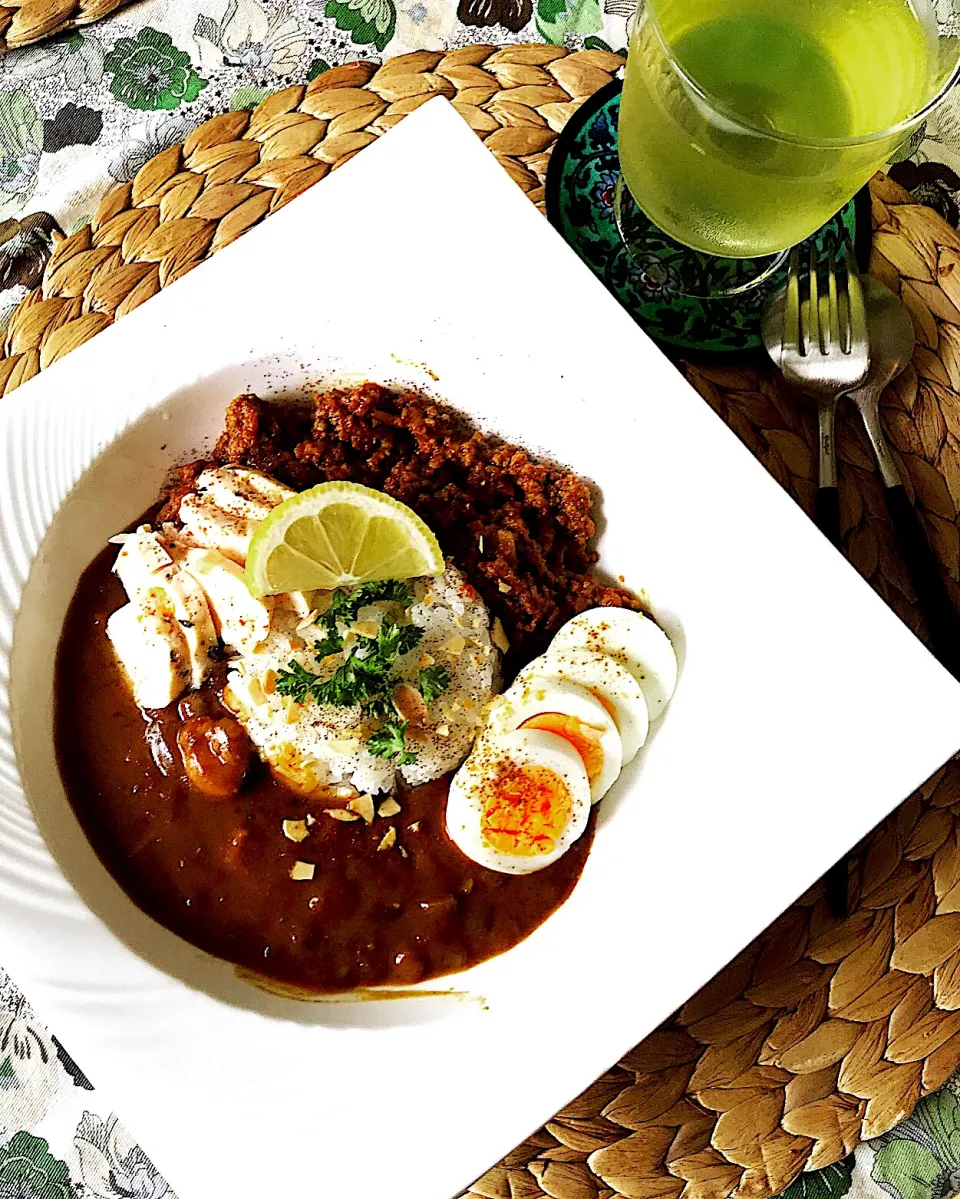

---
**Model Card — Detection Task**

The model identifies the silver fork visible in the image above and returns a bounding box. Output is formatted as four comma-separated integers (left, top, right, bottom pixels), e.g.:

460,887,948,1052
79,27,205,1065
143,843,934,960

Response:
779,241,870,547
770,241,870,921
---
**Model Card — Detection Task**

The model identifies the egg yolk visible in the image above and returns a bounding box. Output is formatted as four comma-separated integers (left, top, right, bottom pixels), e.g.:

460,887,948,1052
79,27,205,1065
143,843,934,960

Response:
589,690,618,721
520,712,604,781
480,760,573,857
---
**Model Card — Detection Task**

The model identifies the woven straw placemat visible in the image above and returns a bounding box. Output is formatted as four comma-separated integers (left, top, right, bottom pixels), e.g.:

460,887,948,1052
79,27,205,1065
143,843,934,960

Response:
0,0,137,51
6,45,960,1199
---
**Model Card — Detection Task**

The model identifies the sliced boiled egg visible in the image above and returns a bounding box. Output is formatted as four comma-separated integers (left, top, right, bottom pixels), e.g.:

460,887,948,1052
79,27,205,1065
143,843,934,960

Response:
551,607,677,720
487,676,622,803
446,729,591,874
517,650,649,764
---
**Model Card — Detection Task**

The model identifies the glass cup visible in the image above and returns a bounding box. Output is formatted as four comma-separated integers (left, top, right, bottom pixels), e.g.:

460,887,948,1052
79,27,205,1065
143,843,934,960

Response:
616,0,960,295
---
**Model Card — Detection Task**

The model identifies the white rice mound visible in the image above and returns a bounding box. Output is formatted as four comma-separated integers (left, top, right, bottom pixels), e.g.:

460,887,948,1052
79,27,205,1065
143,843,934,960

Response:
224,564,499,797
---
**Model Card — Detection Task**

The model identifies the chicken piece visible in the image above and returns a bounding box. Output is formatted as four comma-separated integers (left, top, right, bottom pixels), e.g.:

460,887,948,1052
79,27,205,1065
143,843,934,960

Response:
106,602,191,709
184,546,273,654
112,528,217,689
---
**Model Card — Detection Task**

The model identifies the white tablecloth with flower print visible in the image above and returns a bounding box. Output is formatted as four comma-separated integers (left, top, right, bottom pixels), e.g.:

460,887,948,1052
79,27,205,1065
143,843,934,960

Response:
0,3,958,1198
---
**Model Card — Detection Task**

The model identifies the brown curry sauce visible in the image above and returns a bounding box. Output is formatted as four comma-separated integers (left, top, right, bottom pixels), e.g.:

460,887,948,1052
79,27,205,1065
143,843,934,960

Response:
54,539,594,993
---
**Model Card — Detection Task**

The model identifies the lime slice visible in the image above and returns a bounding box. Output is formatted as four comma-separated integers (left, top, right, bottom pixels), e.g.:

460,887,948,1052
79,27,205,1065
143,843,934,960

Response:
245,481,444,597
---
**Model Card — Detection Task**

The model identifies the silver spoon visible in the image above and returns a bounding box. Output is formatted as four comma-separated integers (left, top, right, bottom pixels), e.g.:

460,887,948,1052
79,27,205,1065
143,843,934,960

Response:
848,277,960,678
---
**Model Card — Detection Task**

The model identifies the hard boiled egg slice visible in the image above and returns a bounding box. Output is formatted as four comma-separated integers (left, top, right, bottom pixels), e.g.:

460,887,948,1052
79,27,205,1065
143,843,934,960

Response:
446,729,591,875
552,607,677,720
487,676,622,803
517,650,649,764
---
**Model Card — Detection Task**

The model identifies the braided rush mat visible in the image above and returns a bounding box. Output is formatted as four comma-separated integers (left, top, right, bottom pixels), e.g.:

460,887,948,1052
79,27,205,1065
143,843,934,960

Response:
0,0,137,51
7,43,960,1199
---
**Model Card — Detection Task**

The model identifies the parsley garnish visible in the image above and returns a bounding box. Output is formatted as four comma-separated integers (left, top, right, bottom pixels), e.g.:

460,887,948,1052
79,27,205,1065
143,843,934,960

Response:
368,719,417,764
277,603,421,707
360,691,397,720
275,581,426,762
275,660,323,705
328,579,413,625
418,664,451,705
313,627,343,658
307,580,414,660
376,619,423,661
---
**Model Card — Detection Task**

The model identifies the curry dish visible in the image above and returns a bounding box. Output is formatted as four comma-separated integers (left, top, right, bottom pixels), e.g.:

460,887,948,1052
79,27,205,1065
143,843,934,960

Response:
55,383,673,994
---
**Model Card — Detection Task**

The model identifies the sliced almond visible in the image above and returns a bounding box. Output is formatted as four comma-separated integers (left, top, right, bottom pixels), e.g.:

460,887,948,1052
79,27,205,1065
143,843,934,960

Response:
392,682,428,727
327,738,360,754
350,620,380,639
324,808,361,822
378,826,397,852
398,845,408,859
436,724,450,737
282,818,309,842
347,793,375,824
491,618,509,652
418,652,436,669
497,581,512,594
442,635,466,656
296,610,318,631
305,813,316,826
408,821,421,833
478,535,484,553
290,860,315,881
378,797,401,818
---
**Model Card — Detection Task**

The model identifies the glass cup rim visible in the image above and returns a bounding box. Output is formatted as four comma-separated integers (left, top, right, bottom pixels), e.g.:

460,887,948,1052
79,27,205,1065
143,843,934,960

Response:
643,0,960,150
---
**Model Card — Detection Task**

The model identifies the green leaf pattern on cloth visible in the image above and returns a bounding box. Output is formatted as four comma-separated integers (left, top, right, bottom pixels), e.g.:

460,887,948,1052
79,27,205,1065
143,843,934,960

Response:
104,28,207,110
780,1158,854,1199
0,91,41,220
0,1133,75,1199
872,1087,960,1199
534,0,601,45
324,0,397,51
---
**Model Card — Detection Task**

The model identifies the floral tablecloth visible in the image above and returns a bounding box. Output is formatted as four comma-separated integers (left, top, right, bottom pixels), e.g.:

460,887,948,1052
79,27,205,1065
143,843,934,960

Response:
0,3,959,1198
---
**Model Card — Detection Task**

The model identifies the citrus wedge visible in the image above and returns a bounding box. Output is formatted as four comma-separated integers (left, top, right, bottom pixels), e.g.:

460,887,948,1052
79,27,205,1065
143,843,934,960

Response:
245,481,444,597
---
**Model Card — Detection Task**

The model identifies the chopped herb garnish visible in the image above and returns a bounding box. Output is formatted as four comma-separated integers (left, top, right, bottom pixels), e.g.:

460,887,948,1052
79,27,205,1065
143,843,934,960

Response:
309,580,414,656
275,576,427,773
329,579,413,625
360,690,397,720
418,664,451,705
375,618,423,661
275,659,324,704
368,719,417,764
313,627,343,658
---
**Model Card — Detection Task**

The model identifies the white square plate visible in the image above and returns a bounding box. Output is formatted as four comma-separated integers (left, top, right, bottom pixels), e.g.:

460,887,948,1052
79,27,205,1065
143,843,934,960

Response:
1,98,959,1199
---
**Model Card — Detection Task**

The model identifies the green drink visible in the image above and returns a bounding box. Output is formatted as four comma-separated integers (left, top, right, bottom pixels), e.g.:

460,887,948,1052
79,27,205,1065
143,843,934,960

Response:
618,0,951,259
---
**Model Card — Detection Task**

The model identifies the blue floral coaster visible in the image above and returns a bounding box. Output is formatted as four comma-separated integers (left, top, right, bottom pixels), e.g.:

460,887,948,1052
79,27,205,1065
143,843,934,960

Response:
545,82,872,358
